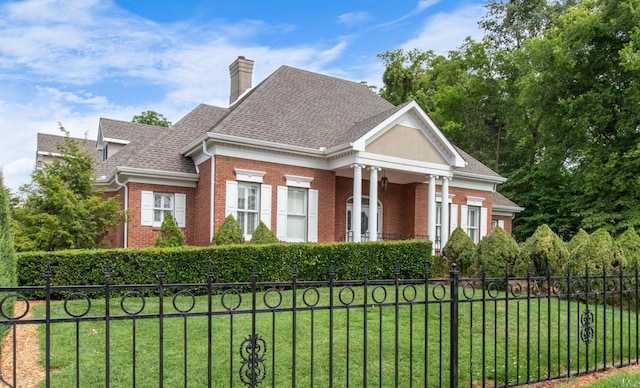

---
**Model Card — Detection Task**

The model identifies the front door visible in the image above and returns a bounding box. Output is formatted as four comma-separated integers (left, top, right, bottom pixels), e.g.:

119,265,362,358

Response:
346,197,382,241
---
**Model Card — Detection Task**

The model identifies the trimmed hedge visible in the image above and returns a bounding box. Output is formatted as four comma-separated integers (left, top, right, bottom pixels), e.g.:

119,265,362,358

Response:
17,240,432,298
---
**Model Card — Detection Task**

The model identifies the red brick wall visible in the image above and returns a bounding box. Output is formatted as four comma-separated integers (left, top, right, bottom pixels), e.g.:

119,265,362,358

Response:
334,179,499,241
127,182,196,247
103,189,125,248
194,159,212,245
492,215,513,234
448,187,494,234
213,156,336,242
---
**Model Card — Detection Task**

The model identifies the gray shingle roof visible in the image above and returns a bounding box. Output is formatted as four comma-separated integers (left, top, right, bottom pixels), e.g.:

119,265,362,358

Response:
454,146,503,178
99,118,163,142
37,133,101,163
212,66,395,149
493,191,523,210
96,104,228,176
38,64,507,185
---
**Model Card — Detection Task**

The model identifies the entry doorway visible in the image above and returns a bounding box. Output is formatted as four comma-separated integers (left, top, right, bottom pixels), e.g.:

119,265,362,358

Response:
346,197,383,241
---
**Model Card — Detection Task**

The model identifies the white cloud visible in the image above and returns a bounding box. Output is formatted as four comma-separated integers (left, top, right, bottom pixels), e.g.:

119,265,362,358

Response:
401,4,485,55
337,12,372,27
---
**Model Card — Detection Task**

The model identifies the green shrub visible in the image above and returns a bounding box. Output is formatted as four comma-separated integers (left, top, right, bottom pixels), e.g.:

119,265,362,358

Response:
472,227,520,279
567,229,589,257
513,224,568,276
440,227,475,276
571,228,615,275
614,227,640,269
211,215,244,245
17,240,433,298
155,213,185,247
249,221,279,244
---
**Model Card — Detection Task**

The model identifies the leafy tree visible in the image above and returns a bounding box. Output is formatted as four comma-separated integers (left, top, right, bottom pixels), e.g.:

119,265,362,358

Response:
12,126,124,251
513,224,568,276
155,212,185,247
472,227,520,278
211,215,244,245
249,221,279,244
378,0,640,242
0,171,17,328
132,110,171,127
441,227,476,276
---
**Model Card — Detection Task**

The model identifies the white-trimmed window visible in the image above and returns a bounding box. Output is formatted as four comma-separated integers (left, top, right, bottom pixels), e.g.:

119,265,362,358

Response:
141,191,186,227
225,169,272,240
467,206,480,243
277,175,318,242
436,202,442,247
286,188,307,241
237,182,260,237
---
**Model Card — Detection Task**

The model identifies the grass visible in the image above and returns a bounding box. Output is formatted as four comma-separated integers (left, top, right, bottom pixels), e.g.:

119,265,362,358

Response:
31,283,640,387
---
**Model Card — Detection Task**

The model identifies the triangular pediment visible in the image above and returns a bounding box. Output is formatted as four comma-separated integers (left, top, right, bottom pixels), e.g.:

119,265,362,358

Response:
354,101,465,168
366,124,447,164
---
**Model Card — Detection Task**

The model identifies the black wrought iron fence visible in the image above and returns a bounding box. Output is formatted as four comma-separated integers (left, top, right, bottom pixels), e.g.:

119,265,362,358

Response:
0,262,638,387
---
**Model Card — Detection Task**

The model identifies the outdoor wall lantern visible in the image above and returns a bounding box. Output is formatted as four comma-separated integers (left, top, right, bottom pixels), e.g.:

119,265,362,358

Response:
381,174,389,191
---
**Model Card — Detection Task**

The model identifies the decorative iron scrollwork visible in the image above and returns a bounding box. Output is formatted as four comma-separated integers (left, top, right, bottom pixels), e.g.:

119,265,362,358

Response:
239,334,267,386
580,309,595,345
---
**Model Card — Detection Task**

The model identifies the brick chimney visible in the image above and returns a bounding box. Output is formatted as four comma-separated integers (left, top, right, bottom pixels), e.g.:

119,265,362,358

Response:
229,56,254,104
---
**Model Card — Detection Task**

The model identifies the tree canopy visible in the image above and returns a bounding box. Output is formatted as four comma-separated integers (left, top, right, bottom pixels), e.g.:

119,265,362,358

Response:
132,110,171,127
378,0,640,241
12,126,125,251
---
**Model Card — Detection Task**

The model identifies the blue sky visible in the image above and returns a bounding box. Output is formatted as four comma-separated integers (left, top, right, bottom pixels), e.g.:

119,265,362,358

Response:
0,0,487,192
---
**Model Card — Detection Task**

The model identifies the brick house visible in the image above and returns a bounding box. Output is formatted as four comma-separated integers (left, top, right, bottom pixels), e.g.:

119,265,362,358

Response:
37,56,522,251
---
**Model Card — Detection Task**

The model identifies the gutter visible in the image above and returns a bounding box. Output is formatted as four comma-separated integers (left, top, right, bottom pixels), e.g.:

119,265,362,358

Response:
114,173,129,248
202,140,215,242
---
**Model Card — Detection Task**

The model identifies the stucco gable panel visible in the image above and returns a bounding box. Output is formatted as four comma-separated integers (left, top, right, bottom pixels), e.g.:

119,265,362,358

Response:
365,124,447,164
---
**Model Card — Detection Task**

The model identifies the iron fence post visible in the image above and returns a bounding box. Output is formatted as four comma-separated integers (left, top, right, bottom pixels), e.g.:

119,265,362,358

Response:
449,263,459,388
45,261,52,388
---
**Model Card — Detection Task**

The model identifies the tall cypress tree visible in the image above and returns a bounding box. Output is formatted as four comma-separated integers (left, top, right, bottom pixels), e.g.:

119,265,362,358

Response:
0,171,17,327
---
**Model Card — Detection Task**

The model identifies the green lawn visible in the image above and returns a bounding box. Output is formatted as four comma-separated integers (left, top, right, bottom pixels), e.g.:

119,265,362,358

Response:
32,284,640,387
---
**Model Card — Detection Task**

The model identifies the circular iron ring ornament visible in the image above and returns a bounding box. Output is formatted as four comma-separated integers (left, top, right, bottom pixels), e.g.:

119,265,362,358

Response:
402,285,417,302
462,282,476,300
63,293,92,318
263,288,283,309
432,284,446,301
302,288,320,307
221,289,242,311
580,309,595,345
239,334,267,386
0,294,29,320
120,291,145,316
371,286,387,304
339,287,355,305
172,290,196,313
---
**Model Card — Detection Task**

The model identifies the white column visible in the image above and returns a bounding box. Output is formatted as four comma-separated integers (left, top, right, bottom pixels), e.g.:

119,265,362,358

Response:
368,167,380,241
441,177,450,249
352,164,363,242
427,175,437,254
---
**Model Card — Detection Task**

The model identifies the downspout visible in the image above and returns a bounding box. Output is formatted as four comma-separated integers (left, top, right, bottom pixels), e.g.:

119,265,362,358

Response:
114,172,128,248
202,140,215,242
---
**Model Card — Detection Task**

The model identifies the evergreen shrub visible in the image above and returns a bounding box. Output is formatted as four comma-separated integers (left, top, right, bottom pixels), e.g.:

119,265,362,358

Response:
440,227,475,276
211,215,244,245
513,224,568,276
472,227,520,279
614,227,640,269
249,221,279,244
155,213,185,247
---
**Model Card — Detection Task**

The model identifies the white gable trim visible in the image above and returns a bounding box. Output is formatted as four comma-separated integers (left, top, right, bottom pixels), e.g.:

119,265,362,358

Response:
351,101,465,168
